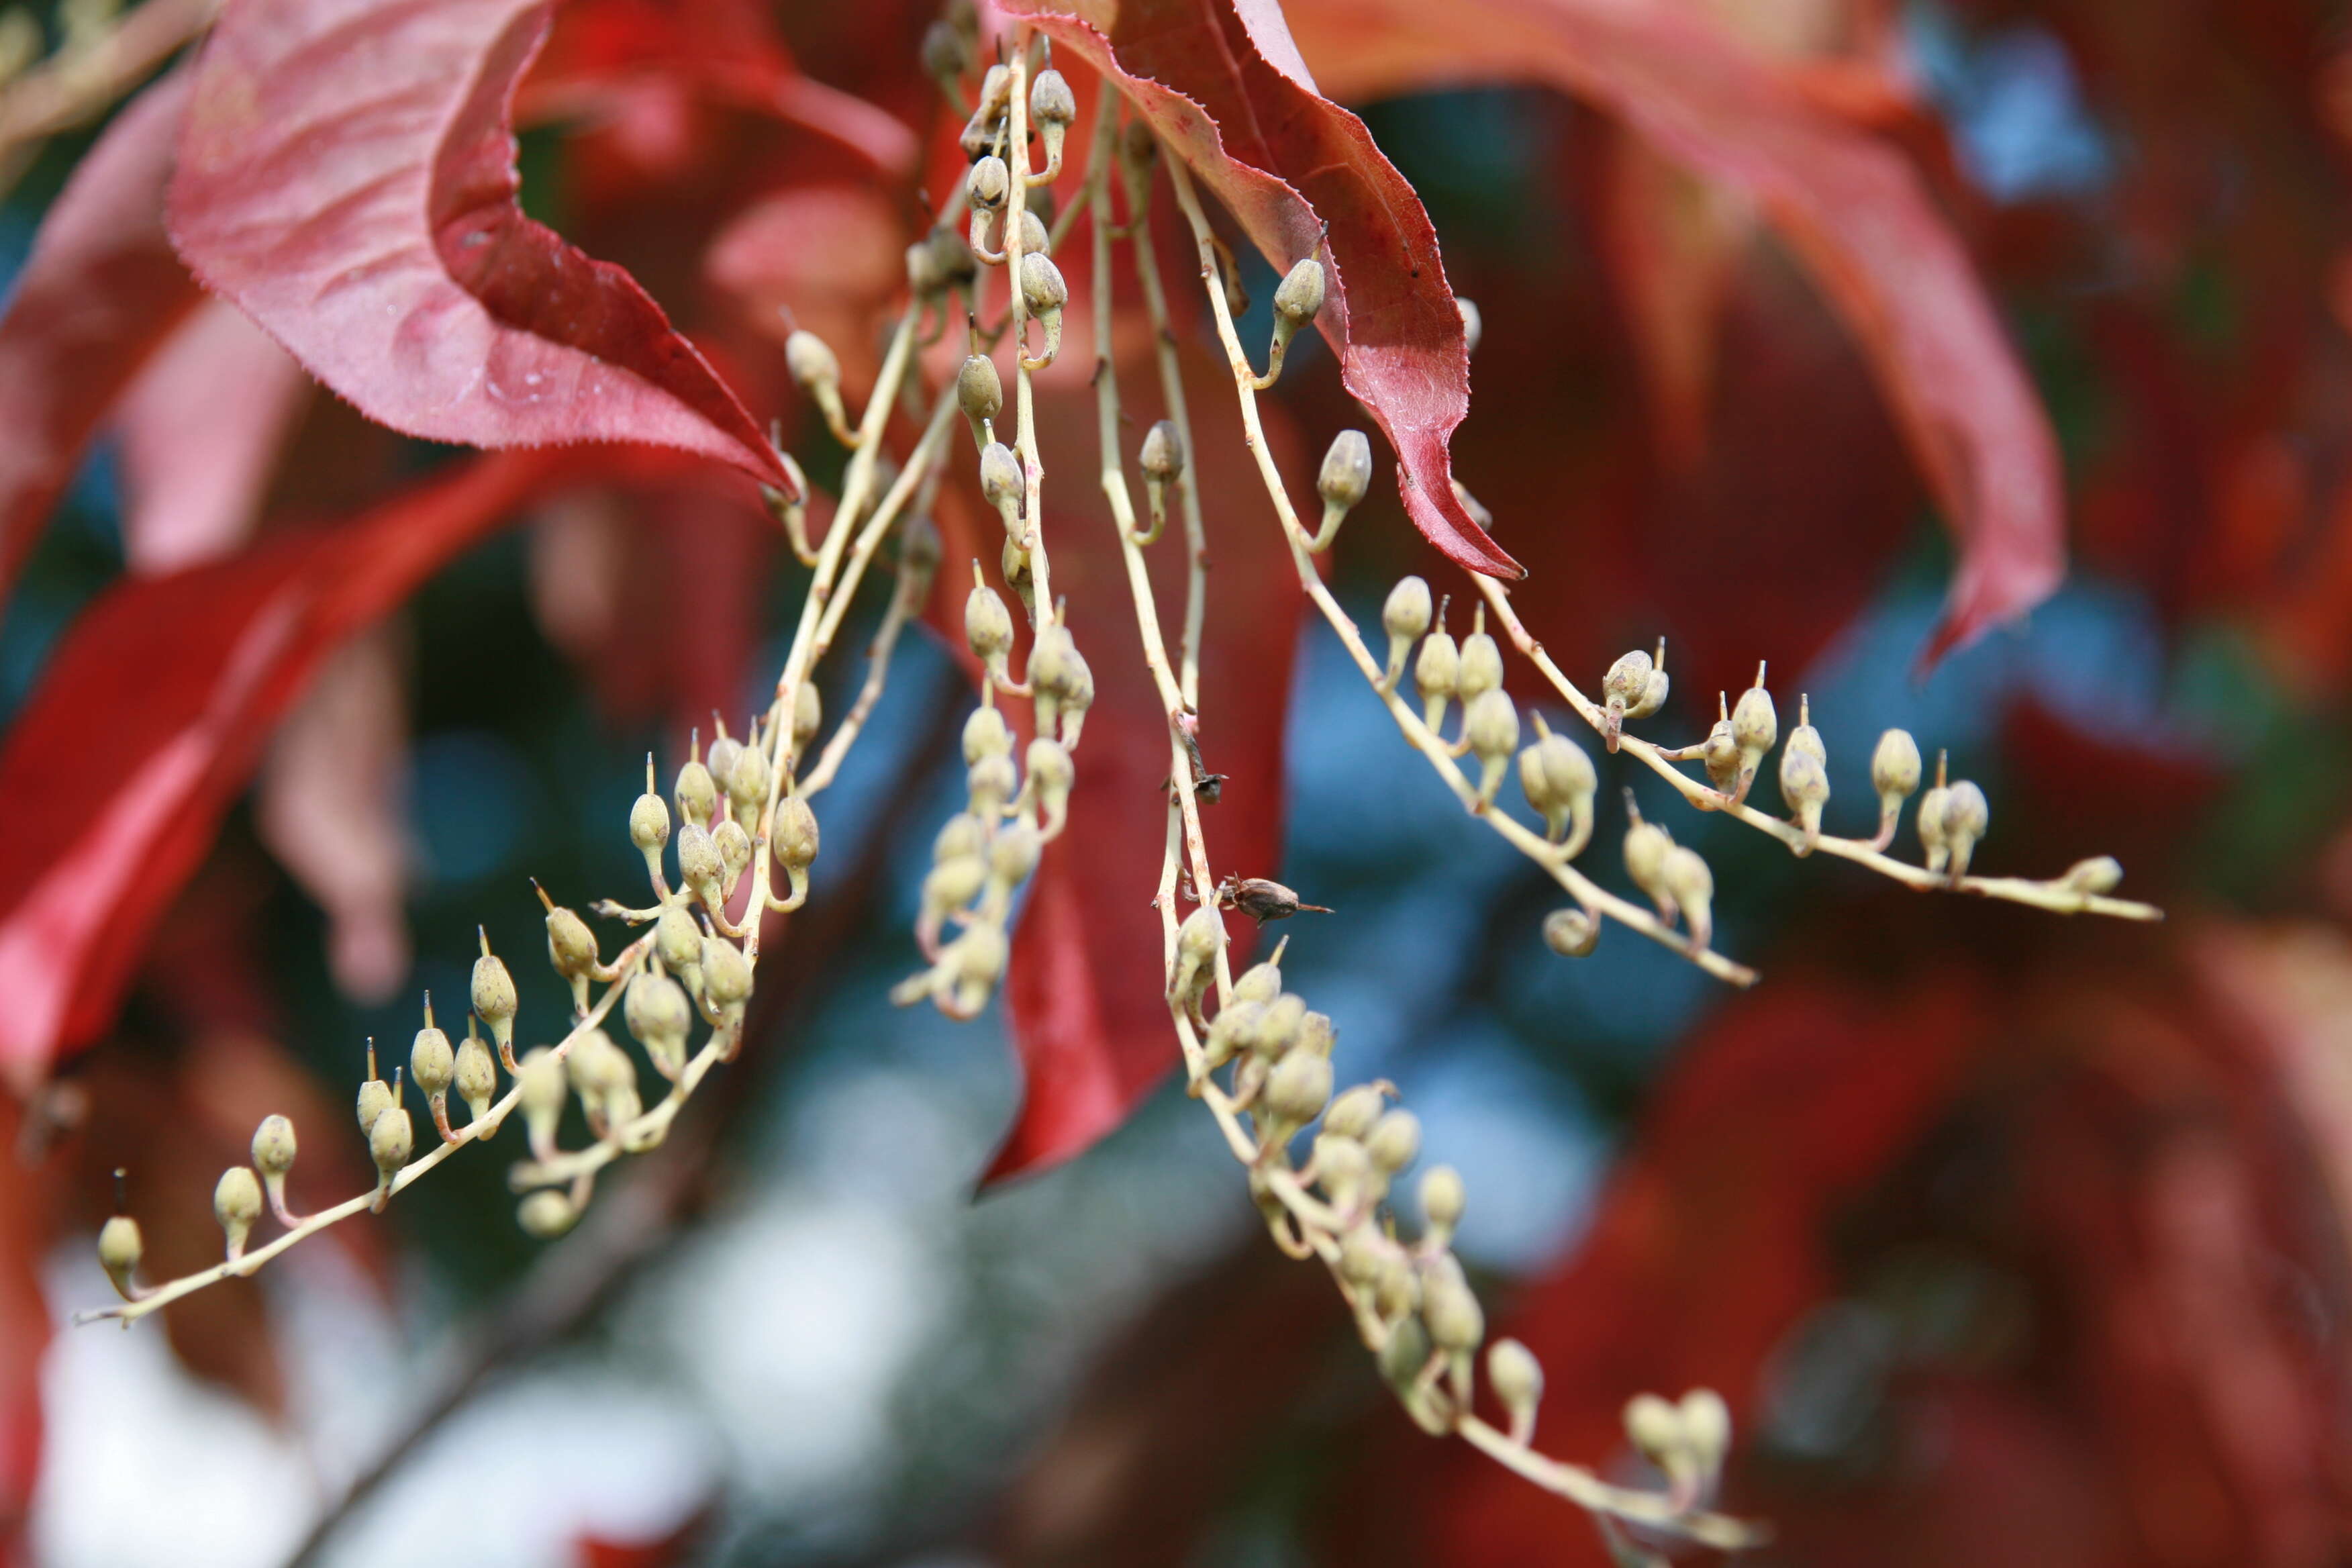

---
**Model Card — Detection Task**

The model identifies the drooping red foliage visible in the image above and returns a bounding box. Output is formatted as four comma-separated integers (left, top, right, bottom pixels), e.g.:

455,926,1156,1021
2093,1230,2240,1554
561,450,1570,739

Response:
1283,0,2066,661
1014,0,1519,579
0,447,698,1077
166,0,793,493
0,68,201,607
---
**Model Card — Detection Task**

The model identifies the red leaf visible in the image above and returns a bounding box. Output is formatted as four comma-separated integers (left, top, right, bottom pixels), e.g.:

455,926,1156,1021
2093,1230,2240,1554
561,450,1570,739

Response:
0,448,642,1077
0,69,202,610
114,299,312,575
166,0,791,494
0,1098,50,1547
1008,0,1520,580
1279,0,2065,662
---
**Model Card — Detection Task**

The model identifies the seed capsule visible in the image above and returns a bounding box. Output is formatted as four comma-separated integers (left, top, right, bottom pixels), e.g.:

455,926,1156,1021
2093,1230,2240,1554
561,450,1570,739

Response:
1420,1165,1465,1232
1373,1258,1421,1328
1367,1108,1422,1174
1420,1254,1484,1352
1234,951,1283,1005
1730,670,1776,797
785,330,848,440
1785,694,1826,765
356,1040,393,1136
673,753,717,828
1918,750,1953,873
1260,258,1327,385
967,752,1017,820
957,354,1002,446
1488,1339,1542,1433
1313,430,1372,547
1542,907,1599,957
1661,845,1714,951
1264,1050,1334,1128
1940,779,1990,882
963,702,1013,765
966,576,1016,681
1681,1388,1732,1480
656,905,701,974
1625,1392,1688,1472
516,1046,567,1156
213,1167,262,1259
988,820,1043,890
774,795,820,875
1519,728,1596,854
1019,250,1066,313
725,810,774,899
2062,855,2123,895
1325,1083,1387,1140
625,971,693,1079
1297,1010,1335,1058
979,442,1024,536
411,1012,454,1099
677,822,722,895
369,1103,413,1183
1623,804,1675,918
544,898,598,981
1203,999,1265,1070
1455,616,1504,703
454,1026,497,1129
726,742,771,819
921,18,970,83
967,154,1009,211
1226,877,1329,924
1140,420,1183,482
1382,577,1434,685
939,921,1009,1016
1026,737,1074,838
1274,257,1327,324
97,1211,142,1298
629,778,671,852
1416,624,1461,732
518,1189,578,1240
252,1114,297,1179
1465,689,1520,803
1870,728,1922,846
1338,1220,1386,1285
793,682,822,751
1779,741,1830,854
706,734,742,795
472,940,518,1063
934,812,985,865
701,934,752,1008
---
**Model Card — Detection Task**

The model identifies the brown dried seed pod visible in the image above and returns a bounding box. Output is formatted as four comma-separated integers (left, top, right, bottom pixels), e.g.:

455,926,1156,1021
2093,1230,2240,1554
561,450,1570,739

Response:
1226,877,1330,924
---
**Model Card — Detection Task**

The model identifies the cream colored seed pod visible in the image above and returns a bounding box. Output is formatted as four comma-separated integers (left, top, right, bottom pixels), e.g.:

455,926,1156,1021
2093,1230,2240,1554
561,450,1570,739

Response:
1622,805,1675,919
213,1167,262,1261
701,934,752,1008
963,702,1013,765
1487,1338,1543,1440
518,1189,578,1240
471,935,518,1057
1940,779,1990,882
1366,1108,1422,1174
1313,430,1371,547
656,905,701,974
625,971,693,1079
1026,737,1074,838
1455,616,1504,703
1263,1050,1333,1128
1871,727,1922,847
1420,1254,1484,1353
1381,576,1433,686
516,1047,567,1158
453,1027,498,1130
1520,727,1596,853
673,752,717,828
1542,907,1599,958
712,818,753,893
793,681,822,751
726,742,770,818
1324,1083,1387,1141
1661,845,1714,951
1464,689,1519,803
1416,623,1460,733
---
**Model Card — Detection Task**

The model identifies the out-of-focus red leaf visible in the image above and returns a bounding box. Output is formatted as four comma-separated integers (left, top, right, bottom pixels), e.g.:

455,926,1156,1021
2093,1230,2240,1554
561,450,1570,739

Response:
1389,974,1988,1565
0,70,201,611
1280,0,2066,663
524,0,920,178
705,184,908,390
167,0,791,493
0,448,656,1078
114,299,312,575
0,1097,50,1554
254,628,411,1003
1009,0,1520,580
924,313,1303,1182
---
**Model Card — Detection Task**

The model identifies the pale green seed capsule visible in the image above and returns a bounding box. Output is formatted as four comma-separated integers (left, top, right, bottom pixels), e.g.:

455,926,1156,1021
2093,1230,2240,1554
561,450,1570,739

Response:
252,1114,297,1177
1366,1109,1422,1174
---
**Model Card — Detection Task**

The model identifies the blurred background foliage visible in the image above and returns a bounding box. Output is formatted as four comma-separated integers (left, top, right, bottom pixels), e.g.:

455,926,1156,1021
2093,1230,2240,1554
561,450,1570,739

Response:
9,0,2352,1565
